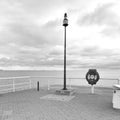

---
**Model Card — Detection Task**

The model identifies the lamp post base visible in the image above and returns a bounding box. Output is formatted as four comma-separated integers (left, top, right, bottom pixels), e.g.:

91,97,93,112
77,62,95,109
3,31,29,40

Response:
56,89,75,95
63,87,67,90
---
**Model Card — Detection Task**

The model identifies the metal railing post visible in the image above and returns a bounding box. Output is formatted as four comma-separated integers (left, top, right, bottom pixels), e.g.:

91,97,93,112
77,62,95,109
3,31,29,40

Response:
37,81,39,91
29,78,32,89
69,78,72,89
117,78,120,84
47,79,50,90
13,79,15,92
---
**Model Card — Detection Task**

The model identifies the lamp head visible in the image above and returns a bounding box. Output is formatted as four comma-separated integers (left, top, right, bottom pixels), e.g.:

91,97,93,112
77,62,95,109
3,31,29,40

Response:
63,13,68,26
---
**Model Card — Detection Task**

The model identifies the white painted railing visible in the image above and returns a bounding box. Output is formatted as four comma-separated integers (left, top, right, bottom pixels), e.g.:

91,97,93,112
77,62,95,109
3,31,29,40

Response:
0,76,31,94
0,76,120,94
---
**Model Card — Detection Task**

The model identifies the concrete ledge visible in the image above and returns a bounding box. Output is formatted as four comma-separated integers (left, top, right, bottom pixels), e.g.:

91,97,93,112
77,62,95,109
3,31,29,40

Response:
56,89,75,95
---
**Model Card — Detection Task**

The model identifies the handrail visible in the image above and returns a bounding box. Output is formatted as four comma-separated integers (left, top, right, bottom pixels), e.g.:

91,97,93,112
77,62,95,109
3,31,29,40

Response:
0,88,13,92
29,76,119,80
0,76,30,80
100,78,118,80
30,76,63,79
14,82,30,86
0,84,13,87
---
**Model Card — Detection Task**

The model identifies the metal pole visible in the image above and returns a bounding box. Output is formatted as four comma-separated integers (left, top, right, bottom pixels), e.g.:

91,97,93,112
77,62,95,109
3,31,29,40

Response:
69,78,72,89
62,13,68,90
91,85,94,94
47,79,50,90
37,81,39,91
118,78,120,84
13,79,15,92
63,26,67,90
29,79,32,89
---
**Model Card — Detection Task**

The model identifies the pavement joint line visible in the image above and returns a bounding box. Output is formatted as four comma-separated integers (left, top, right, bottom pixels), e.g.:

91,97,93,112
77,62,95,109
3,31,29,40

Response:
1,110,13,120
40,94,75,101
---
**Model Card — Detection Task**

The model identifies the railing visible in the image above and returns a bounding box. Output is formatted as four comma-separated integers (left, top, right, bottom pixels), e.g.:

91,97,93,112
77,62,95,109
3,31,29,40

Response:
0,76,120,94
0,76,31,94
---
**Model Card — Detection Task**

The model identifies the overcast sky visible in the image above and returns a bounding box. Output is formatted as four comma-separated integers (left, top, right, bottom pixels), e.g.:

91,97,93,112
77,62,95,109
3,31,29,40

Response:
0,0,120,70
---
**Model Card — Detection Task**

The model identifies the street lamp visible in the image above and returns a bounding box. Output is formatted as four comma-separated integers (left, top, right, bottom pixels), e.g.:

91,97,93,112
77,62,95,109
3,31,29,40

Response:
56,13,74,95
63,13,68,90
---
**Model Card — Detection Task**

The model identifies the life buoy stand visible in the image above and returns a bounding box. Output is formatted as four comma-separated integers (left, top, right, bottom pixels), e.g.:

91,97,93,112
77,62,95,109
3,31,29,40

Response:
86,69,100,85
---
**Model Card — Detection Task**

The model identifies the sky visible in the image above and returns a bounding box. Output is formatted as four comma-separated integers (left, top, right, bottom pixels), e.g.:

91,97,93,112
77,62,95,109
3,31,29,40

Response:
0,0,120,70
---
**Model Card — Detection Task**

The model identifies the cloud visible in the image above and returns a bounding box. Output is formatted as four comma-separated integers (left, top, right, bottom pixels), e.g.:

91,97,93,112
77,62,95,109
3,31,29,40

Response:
78,3,120,36
0,16,63,63
8,20,62,46
49,45,63,56
66,45,120,69
0,0,67,70
78,3,115,25
1,0,120,70
80,46,113,57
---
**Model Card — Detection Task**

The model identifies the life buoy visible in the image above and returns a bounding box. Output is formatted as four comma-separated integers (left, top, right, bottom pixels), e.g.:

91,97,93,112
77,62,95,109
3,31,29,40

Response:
86,69,100,85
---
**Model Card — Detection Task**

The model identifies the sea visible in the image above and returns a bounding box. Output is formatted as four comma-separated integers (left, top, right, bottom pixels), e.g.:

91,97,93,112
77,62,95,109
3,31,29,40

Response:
0,68,120,88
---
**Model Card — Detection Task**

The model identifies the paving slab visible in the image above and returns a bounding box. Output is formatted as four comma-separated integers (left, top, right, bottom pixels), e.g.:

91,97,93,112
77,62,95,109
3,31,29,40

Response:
40,94,75,101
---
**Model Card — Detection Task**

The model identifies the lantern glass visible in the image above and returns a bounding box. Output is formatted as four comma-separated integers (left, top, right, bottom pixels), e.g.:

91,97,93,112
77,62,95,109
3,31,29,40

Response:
63,19,68,26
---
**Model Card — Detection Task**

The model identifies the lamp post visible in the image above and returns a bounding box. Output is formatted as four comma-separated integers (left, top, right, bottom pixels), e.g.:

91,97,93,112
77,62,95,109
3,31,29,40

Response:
63,13,68,90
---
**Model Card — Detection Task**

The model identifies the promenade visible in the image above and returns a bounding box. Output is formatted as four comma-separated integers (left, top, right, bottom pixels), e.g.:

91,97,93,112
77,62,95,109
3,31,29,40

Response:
0,86,120,120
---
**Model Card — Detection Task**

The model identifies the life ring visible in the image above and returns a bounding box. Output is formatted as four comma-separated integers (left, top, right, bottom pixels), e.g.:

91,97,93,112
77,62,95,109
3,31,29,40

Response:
86,69,100,85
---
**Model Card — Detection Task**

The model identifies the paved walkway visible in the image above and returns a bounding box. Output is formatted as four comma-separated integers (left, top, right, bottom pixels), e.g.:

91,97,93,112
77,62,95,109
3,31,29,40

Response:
0,86,120,120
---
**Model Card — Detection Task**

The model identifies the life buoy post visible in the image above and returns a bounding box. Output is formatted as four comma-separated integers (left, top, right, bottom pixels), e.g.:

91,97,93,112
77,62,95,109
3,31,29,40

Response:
86,69,100,94
91,85,94,94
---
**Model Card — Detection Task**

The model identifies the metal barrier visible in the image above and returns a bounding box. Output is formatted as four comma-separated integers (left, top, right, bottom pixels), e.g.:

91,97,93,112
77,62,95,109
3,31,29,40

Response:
0,76,120,94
